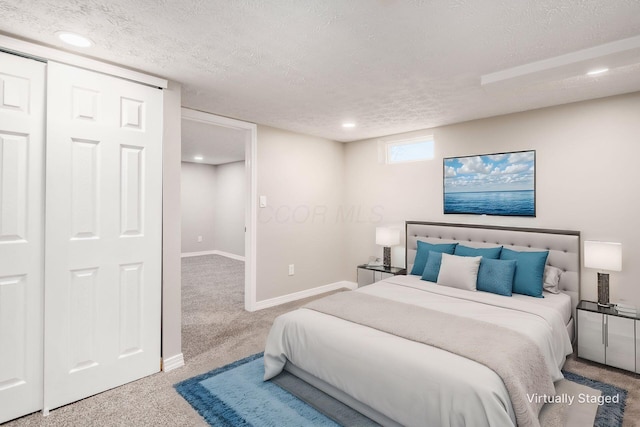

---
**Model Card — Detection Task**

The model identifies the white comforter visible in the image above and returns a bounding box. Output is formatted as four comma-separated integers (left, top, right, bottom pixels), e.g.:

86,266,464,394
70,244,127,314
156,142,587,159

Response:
264,275,573,427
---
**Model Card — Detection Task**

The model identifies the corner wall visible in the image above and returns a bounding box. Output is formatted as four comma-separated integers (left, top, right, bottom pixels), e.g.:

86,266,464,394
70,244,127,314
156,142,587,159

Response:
344,92,640,306
161,81,182,365
214,161,246,256
255,125,348,301
181,161,246,256
181,162,217,253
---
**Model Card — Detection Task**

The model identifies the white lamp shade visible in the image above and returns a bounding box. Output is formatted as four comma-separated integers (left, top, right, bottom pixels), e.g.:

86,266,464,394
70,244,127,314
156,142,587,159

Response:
584,241,622,272
376,227,400,247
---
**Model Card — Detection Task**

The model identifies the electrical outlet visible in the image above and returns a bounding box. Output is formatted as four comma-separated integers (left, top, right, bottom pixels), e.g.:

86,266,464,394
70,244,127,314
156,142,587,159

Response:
288,264,294,276
197,235,203,242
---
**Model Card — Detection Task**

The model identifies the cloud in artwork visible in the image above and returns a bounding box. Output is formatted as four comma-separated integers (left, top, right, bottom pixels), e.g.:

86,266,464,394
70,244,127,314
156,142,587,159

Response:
488,154,508,162
508,151,534,163
503,163,530,174
457,156,492,174
444,151,535,193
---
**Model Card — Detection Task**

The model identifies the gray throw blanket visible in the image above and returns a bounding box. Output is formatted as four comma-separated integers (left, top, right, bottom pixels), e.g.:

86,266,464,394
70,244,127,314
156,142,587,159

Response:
304,291,556,427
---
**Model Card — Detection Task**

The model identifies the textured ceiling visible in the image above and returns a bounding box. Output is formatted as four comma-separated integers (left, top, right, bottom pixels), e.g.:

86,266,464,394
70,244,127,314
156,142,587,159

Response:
1,0,640,142
182,118,246,165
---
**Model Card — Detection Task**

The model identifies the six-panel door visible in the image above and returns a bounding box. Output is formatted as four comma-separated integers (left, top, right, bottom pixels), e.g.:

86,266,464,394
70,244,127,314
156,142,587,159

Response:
0,51,46,424
43,62,163,412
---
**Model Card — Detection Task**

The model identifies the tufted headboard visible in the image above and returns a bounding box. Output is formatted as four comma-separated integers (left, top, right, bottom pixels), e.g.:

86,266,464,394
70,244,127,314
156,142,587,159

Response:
406,221,581,324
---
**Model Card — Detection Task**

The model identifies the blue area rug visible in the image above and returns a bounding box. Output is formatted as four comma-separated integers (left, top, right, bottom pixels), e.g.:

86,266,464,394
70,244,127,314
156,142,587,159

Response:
174,353,339,427
562,370,627,427
175,353,627,427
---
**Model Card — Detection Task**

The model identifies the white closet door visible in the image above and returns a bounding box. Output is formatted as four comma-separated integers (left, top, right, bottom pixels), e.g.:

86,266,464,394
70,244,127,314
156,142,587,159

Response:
44,62,162,411
0,52,45,423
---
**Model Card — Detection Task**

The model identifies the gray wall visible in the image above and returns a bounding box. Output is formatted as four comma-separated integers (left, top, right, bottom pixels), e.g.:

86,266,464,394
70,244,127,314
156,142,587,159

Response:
343,92,640,307
214,161,245,256
181,161,245,256
162,81,182,362
256,125,348,301
181,162,217,253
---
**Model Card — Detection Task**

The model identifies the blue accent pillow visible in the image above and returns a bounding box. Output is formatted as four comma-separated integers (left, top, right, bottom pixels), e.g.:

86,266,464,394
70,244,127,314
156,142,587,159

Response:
410,241,458,275
500,248,549,298
455,245,502,259
421,251,443,282
476,258,517,296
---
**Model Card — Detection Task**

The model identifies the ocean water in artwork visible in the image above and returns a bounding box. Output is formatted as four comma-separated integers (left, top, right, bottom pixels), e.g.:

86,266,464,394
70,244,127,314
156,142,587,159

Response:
444,190,535,216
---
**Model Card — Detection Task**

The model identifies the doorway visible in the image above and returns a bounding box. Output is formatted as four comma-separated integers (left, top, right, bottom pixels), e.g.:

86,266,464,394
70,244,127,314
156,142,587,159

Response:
180,108,257,310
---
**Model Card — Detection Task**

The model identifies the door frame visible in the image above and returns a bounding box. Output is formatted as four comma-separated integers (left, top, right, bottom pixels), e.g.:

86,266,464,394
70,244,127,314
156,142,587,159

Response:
180,108,258,311
0,34,167,89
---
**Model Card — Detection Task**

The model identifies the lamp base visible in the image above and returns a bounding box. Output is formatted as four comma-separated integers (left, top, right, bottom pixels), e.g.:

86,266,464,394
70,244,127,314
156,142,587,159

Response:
597,302,614,308
597,272,611,307
383,246,391,268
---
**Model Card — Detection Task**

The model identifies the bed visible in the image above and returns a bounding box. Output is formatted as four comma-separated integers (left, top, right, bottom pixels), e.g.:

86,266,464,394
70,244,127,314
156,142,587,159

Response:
264,222,580,427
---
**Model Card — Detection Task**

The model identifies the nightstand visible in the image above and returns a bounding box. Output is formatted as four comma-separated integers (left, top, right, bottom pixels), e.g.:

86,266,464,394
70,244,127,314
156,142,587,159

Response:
357,264,406,287
577,300,639,373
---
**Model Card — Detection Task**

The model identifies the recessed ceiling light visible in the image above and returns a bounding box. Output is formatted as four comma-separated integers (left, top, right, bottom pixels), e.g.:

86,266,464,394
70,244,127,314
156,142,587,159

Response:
56,31,93,48
194,155,204,161
342,122,356,128
586,68,609,76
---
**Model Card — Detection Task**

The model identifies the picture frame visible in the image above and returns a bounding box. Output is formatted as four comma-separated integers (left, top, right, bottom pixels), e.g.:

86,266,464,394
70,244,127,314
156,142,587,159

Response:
443,150,535,217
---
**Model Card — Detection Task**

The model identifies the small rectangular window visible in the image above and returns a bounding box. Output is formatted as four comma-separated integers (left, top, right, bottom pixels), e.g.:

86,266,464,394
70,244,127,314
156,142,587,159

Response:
385,136,434,164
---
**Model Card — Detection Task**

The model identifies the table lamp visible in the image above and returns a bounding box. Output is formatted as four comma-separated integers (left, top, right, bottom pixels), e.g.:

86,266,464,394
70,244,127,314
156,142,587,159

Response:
584,241,622,307
376,227,400,268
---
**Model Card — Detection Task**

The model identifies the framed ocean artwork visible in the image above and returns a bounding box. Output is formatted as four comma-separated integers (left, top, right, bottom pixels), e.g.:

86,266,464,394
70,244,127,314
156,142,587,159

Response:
443,150,535,217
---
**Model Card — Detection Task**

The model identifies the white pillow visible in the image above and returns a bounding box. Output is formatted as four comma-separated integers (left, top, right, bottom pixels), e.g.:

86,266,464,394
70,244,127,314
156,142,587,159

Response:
437,253,481,291
543,265,563,294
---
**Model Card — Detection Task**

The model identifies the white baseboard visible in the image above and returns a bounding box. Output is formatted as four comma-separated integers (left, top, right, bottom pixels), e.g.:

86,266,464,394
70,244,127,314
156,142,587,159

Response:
213,250,245,262
253,281,357,311
163,353,184,372
181,249,245,262
181,250,217,258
